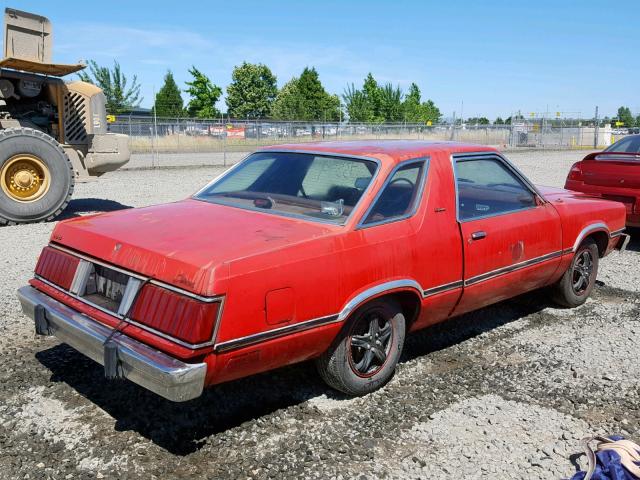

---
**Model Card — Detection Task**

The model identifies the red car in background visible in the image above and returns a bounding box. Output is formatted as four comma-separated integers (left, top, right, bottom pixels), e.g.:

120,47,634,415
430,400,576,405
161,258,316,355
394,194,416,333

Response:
18,141,629,402
565,134,640,227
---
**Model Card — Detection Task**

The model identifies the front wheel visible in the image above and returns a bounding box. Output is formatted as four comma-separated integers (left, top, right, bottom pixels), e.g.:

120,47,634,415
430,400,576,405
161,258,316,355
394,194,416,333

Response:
316,299,405,396
552,238,599,307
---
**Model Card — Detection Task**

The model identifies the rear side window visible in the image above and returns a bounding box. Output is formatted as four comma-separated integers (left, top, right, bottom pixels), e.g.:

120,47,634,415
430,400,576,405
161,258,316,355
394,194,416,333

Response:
362,161,425,225
454,157,536,221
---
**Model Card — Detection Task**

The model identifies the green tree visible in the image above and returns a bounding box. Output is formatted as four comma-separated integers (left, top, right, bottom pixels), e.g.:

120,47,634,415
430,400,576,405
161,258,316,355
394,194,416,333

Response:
419,99,441,124
616,106,635,127
272,68,340,121
379,83,404,122
272,78,305,120
226,62,277,119
342,83,371,122
342,73,388,122
401,83,441,124
362,73,384,122
154,70,183,117
402,83,421,122
77,60,142,114
184,66,222,118
297,67,340,120
494,117,505,125
467,117,490,125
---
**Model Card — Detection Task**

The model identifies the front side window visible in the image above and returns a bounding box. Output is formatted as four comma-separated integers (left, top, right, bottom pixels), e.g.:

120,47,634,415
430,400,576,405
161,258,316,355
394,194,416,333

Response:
455,157,536,221
195,152,377,224
362,161,425,225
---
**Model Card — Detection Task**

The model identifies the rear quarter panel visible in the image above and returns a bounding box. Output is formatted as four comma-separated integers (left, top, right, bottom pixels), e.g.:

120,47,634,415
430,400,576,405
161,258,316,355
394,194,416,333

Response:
545,190,626,255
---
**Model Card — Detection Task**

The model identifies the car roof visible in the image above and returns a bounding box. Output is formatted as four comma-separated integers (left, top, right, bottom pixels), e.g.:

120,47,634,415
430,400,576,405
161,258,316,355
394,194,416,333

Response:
257,140,497,165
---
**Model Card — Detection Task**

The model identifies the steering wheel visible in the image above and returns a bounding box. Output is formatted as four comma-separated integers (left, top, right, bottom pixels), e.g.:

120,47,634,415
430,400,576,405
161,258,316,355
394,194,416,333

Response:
388,177,415,189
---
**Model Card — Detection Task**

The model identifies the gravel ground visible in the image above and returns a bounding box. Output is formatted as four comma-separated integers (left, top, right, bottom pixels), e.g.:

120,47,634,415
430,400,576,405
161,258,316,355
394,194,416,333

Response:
1,149,639,479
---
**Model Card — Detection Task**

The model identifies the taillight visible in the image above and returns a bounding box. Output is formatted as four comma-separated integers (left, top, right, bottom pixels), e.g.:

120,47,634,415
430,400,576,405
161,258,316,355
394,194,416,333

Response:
129,284,220,345
567,162,583,182
34,246,80,290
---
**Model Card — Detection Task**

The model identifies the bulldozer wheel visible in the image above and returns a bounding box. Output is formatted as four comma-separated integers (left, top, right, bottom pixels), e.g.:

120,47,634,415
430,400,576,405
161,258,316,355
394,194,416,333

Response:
0,128,74,225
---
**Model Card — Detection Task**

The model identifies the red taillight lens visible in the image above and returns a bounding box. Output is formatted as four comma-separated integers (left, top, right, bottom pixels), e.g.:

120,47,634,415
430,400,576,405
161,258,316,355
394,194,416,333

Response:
130,284,220,345
34,246,80,290
567,162,583,182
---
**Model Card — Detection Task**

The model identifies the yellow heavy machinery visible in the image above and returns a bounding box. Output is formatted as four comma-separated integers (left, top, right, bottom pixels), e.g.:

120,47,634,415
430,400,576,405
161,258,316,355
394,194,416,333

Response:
0,8,129,224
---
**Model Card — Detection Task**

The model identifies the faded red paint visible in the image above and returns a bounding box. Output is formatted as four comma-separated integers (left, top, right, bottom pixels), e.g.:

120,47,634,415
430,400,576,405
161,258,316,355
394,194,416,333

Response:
30,141,627,389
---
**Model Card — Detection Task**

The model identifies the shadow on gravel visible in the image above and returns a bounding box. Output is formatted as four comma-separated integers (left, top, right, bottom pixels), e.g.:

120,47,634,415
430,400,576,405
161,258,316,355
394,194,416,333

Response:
53,198,133,221
35,344,336,455
34,289,557,456
402,288,555,362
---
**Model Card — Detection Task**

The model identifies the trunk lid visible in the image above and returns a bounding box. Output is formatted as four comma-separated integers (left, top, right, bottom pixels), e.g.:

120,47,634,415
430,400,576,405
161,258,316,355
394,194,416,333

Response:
580,153,640,189
51,199,338,296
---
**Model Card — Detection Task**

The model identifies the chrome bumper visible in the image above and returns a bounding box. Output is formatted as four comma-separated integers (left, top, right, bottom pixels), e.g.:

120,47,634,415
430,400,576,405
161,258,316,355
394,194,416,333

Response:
17,286,206,402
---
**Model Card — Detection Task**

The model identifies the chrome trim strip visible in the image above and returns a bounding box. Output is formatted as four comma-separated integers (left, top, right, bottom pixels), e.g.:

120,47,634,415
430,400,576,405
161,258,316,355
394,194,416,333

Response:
216,277,466,352
572,222,609,252
356,157,430,229
192,150,383,227
214,314,340,353
609,228,625,238
35,274,222,350
18,286,206,402
49,243,223,303
464,250,563,286
423,280,464,297
338,280,424,321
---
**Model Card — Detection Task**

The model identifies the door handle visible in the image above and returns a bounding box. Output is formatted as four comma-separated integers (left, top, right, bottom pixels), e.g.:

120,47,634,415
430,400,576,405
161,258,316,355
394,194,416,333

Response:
471,231,487,241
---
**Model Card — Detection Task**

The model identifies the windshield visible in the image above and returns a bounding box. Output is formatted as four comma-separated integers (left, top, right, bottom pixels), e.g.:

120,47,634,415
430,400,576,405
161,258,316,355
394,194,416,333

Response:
195,151,378,224
605,135,640,153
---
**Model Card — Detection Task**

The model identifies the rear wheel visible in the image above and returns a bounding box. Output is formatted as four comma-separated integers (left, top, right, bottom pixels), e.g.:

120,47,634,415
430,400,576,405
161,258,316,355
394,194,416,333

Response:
316,299,405,396
552,238,599,307
0,128,74,225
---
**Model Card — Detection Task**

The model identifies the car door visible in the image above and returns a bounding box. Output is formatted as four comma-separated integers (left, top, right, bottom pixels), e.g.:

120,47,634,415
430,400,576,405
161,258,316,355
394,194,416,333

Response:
451,153,562,316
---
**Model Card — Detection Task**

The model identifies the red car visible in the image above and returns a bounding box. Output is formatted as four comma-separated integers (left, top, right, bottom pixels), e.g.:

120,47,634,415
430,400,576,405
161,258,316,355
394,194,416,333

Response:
565,134,640,227
18,141,629,401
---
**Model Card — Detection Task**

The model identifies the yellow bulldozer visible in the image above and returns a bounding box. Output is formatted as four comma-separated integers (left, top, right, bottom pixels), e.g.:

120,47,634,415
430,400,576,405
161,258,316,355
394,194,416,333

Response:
0,8,130,225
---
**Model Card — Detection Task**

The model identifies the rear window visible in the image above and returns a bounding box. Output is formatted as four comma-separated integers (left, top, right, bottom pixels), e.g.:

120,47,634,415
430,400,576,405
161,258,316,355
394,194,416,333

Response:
195,152,378,224
605,135,640,153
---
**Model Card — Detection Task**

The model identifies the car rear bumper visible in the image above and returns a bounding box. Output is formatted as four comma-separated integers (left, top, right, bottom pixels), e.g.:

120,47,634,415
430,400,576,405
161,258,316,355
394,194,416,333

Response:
17,285,206,402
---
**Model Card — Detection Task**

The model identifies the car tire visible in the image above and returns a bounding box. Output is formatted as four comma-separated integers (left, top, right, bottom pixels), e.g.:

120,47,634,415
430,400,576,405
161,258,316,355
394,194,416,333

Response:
316,299,405,396
0,128,74,225
552,238,599,308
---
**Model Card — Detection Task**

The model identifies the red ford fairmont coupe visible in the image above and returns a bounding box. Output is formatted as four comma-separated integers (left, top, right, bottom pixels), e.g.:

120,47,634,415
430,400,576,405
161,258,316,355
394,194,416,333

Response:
19,141,629,401
565,134,640,227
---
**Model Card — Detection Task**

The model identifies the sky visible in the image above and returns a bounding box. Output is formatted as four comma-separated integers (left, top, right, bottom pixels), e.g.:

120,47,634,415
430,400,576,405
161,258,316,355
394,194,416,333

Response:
12,0,640,119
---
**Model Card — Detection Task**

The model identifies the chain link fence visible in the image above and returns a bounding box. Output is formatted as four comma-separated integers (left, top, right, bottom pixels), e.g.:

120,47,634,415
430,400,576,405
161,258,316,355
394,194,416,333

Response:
108,116,614,169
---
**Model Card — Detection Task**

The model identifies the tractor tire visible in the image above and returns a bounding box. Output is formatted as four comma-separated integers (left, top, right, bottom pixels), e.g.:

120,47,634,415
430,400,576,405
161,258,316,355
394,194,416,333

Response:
0,128,74,225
